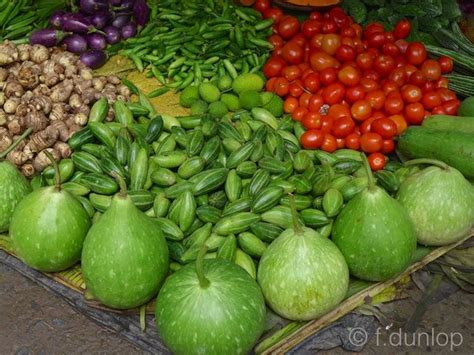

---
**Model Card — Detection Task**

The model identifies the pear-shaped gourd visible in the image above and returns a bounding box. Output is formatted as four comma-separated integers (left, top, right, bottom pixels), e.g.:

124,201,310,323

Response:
257,195,349,321
0,129,32,232
156,247,266,355
10,151,90,272
332,154,417,282
397,159,474,246
81,177,169,309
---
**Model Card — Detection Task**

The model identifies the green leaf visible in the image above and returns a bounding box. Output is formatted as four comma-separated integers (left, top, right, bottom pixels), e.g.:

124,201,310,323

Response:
363,0,386,5
395,5,426,17
342,0,367,24
424,0,443,17
442,0,461,19
418,17,443,32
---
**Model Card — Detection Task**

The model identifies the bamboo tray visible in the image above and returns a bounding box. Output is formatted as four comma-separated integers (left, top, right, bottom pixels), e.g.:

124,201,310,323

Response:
1,231,471,354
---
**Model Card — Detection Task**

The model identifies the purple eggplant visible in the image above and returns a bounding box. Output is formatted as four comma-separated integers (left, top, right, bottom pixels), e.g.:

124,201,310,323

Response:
30,29,70,47
63,34,88,53
80,50,107,69
116,0,134,11
109,0,122,5
132,0,149,27
90,11,112,29
79,0,108,14
87,33,107,50
49,11,66,29
111,14,130,28
104,26,121,44
121,22,137,39
61,13,95,34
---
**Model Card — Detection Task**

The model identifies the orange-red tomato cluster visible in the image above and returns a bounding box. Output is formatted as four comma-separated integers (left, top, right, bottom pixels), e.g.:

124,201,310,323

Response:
255,2,459,171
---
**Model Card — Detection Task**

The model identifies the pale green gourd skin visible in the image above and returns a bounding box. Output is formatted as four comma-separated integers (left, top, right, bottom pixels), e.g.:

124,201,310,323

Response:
10,186,90,272
257,227,349,321
81,194,169,309
156,260,266,355
397,166,474,246
332,187,417,282
0,161,31,233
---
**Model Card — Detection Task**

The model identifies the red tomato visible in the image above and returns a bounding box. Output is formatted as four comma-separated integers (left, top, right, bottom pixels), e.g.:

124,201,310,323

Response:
381,139,395,154
432,106,446,115
404,64,417,78
442,99,460,115
329,7,349,28
299,92,312,108
340,26,356,38
395,39,409,54
306,95,321,113
437,88,457,102
302,19,322,38
374,55,396,77
282,65,302,81
290,33,306,48
401,84,422,103
318,67,337,85
322,18,338,34
292,106,308,121
364,22,385,37
322,82,346,105
328,103,351,119
263,8,283,23
360,77,379,92
283,97,299,113
282,42,304,65
254,0,270,13
360,132,383,153
384,96,404,115
382,43,400,57
321,34,341,55
421,80,436,94
360,116,376,134
367,152,386,171
338,66,361,86
389,67,406,86
310,11,322,21
345,133,360,150
408,70,426,87
367,32,386,48
332,116,355,138
388,114,408,134
421,59,441,81
303,72,321,93
363,70,381,82
274,77,290,96
394,19,411,39
278,16,300,39
438,55,454,74
382,80,399,96
384,31,395,43
265,77,277,92
421,91,442,110
320,114,334,133
436,77,449,89
321,133,338,152
406,42,427,66
310,51,337,71
268,35,284,49
371,117,398,138
404,102,425,124
289,80,304,97
365,90,385,110
345,85,366,103
351,99,372,121
300,129,324,149
302,112,322,129
355,53,374,70
263,56,286,78
335,44,356,62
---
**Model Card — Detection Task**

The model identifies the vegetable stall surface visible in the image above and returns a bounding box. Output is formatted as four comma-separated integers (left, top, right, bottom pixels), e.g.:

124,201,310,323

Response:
81,176,169,309
257,195,349,321
10,152,90,272
397,159,474,246
109,0,273,90
332,154,417,282
155,246,266,355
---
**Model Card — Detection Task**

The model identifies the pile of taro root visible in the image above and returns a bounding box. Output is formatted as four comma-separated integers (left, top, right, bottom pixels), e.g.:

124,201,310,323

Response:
0,41,130,176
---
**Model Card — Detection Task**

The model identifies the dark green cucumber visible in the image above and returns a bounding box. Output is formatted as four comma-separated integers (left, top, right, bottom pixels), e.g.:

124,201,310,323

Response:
422,115,474,134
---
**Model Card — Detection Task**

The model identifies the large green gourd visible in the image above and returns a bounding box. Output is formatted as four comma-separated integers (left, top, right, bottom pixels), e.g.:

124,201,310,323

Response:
10,151,90,272
155,247,266,355
397,159,474,246
257,195,349,321
332,154,417,282
0,129,32,232
81,178,169,309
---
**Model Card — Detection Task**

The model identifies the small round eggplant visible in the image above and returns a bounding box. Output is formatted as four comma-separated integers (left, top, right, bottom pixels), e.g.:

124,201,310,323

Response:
121,22,137,39
30,29,70,47
64,34,88,54
80,0,108,14
87,33,107,50
80,50,107,69
104,26,121,44
132,0,150,27
49,11,66,29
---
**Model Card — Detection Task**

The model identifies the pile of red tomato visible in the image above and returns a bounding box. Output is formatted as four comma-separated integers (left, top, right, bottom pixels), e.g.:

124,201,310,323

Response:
253,0,459,170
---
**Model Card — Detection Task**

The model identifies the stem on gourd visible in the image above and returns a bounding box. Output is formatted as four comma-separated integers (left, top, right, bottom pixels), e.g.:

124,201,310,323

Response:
196,245,210,289
111,172,128,198
288,194,303,235
361,153,376,191
43,150,61,192
0,128,32,160
404,158,449,170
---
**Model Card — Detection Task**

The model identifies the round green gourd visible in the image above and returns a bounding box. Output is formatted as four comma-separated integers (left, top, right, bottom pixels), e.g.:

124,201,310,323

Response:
155,247,266,355
332,154,417,282
397,159,474,246
82,179,169,309
257,195,349,321
10,152,90,272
